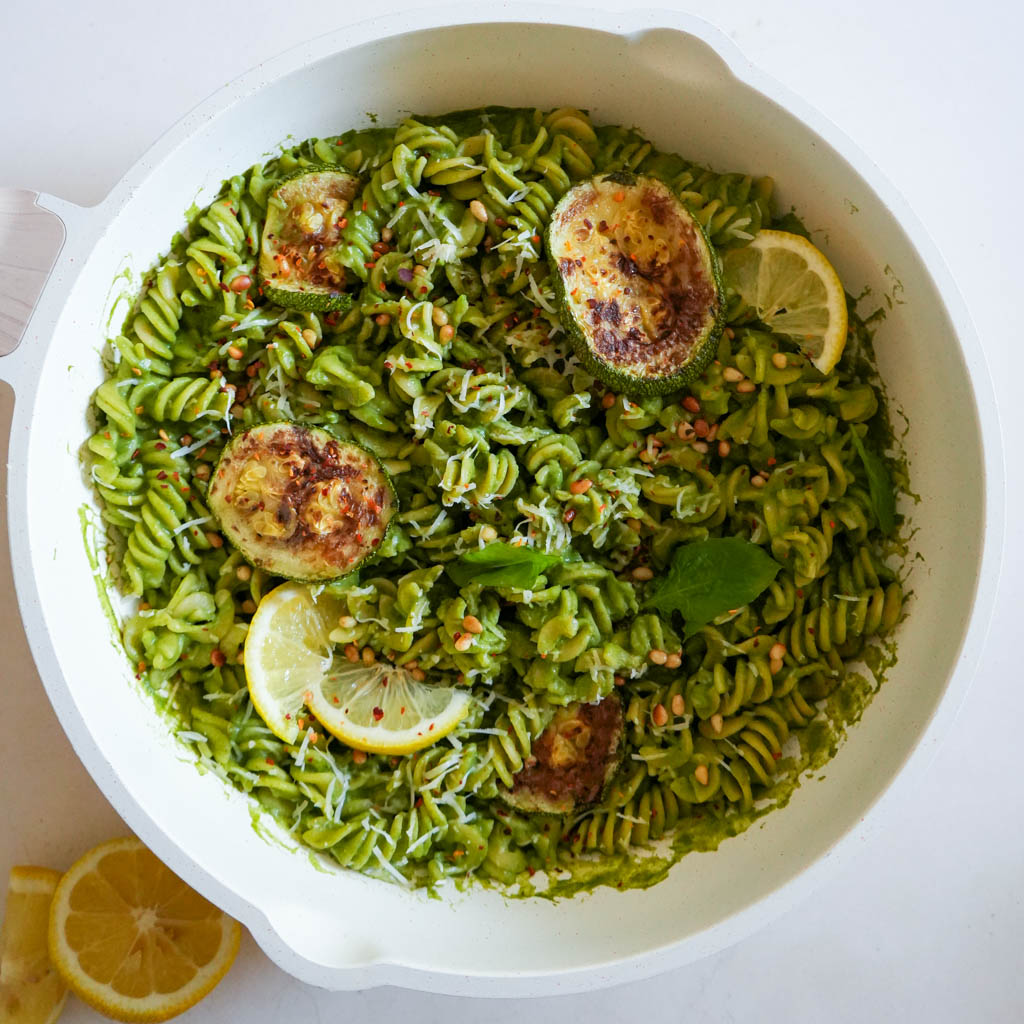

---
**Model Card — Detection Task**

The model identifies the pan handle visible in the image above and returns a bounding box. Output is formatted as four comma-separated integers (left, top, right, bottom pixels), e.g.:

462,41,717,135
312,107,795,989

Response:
0,190,68,359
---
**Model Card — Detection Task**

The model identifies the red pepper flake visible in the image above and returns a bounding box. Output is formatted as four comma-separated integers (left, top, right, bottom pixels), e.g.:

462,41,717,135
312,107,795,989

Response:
362,201,368,211
156,471,167,480
155,442,166,451
829,520,836,529
266,757,275,766
372,706,384,721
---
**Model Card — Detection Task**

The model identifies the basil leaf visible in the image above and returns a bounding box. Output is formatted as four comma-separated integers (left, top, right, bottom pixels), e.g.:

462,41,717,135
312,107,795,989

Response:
850,430,896,535
644,538,781,638
446,542,563,589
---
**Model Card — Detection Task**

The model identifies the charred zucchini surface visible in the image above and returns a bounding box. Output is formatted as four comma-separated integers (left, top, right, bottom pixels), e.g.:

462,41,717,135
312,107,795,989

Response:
209,423,394,582
548,174,723,395
502,696,624,815
259,168,360,312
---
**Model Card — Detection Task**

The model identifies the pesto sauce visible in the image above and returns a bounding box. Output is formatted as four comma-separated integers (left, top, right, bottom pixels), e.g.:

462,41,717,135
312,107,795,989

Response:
78,504,122,648
82,111,913,901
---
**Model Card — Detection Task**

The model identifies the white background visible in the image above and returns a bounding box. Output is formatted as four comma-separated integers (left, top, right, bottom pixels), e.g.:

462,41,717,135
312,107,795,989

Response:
2,1,1022,1021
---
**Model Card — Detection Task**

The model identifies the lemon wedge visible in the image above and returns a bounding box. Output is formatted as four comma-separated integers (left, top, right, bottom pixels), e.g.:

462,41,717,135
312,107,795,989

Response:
723,229,848,374
0,866,67,1024
244,582,472,753
306,662,472,755
47,837,240,1023
242,581,343,744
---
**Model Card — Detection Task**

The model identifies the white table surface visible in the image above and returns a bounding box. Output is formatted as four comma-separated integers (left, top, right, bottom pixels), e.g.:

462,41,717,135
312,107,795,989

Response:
2,1,1022,1020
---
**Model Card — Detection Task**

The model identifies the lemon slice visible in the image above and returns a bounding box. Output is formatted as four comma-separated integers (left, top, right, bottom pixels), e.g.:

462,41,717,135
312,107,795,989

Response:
723,229,848,374
306,662,472,755
48,837,240,1023
242,581,343,744
245,582,472,753
0,866,67,1024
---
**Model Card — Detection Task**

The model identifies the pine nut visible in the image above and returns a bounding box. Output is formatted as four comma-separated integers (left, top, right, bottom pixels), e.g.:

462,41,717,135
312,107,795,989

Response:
462,615,484,634
632,566,654,581
772,352,788,369
652,703,668,727
671,694,686,716
569,478,593,495
694,764,710,786
649,649,668,665
469,199,489,222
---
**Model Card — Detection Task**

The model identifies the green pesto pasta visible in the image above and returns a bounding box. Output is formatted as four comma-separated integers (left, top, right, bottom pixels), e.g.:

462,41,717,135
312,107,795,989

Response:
88,106,905,891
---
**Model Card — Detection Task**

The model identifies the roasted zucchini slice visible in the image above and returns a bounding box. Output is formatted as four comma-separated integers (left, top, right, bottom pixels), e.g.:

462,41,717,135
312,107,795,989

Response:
501,696,624,815
547,173,724,395
259,167,360,312
208,423,395,582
